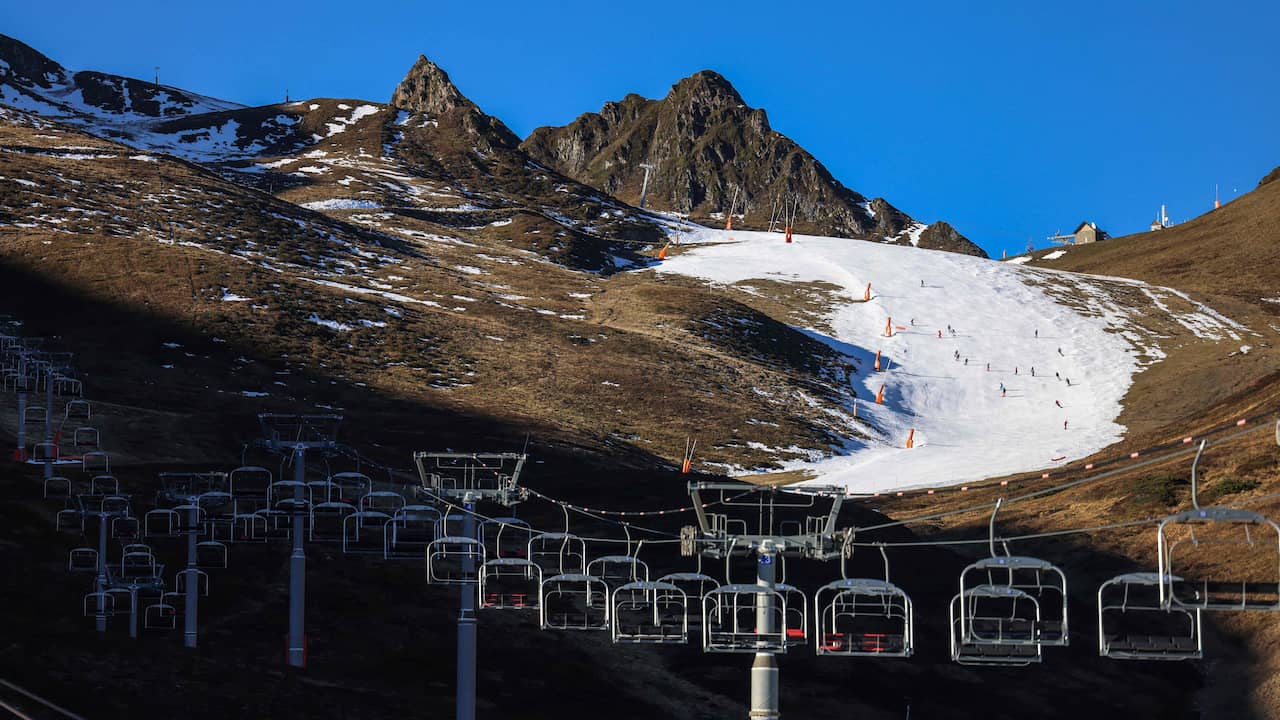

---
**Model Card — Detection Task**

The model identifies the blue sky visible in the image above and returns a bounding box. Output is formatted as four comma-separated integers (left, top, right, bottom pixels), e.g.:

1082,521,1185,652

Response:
4,0,1278,257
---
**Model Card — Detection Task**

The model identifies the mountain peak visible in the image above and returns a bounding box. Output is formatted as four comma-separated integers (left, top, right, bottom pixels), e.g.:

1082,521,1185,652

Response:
389,53,518,149
391,54,470,116
668,69,745,108
0,33,68,89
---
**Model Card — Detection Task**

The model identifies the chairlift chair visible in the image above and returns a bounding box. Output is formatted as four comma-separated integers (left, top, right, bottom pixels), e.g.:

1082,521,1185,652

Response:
144,601,178,631
479,557,543,610
703,584,789,653
330,472,372,504
196,540,229,569
68,547,99,573
144,508,182,538
949,586,1043,666
228,466,273,498
72,426,100,450
383,505,441,560
481,517,532,559
81,450,110,474
309,501,356,543
657,571,721,625
89,475,119,495
110,515,141,541
43,475,71,499
64,399,91,421
1098,573,1202,660
83,591,115,621
540,573,610,631
175,567,210,597
1157,442,1280,611
528,532,587,576
56,507,84,533
611,581,688,644
587,554,650,589
427,536,485,584
307,480,338,505
342,510,391,555
815,579,913,657
359,490,406,515
30,442,58,463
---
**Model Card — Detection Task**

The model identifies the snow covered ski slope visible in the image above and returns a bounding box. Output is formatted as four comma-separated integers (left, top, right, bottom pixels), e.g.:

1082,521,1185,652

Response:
654,228,1174,492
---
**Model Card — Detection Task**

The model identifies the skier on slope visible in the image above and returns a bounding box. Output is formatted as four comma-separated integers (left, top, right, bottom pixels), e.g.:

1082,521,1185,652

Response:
1031,367,1035,377
1055,400,1063,408
1064,420,1068,430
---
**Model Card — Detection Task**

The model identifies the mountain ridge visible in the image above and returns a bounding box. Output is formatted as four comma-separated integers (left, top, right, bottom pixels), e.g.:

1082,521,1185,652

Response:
522,70,987,257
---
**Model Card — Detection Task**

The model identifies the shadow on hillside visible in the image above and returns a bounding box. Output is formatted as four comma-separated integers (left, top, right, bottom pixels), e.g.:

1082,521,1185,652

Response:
0,255,1256,720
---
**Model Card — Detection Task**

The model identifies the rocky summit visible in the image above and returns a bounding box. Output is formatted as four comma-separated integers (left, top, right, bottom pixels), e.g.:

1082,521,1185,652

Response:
523,70,987,256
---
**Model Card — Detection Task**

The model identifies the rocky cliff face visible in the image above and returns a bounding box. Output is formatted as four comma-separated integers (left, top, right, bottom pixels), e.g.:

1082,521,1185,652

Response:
390,55,519,153
523,70,986,257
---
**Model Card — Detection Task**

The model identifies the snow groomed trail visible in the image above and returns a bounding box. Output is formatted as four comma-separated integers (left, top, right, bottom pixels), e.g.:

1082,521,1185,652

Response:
654,227,1140,492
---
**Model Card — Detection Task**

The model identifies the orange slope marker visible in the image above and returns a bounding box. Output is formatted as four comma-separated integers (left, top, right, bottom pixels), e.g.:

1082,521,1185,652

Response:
874,350,882,372
905,428,914,449
864,283,872,301
876,384,885,404
885,317,893,337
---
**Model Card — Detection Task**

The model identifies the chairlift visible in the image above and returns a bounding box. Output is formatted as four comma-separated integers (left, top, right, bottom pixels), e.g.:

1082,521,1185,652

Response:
427,536,485,584
56,507,84,533
307,480,338,505
310,501,356,543
587,554,650,589
1098,573,1202,660
253,508,295,542
30,442,58,462
330,472,372,503
383,505,441,560
815,545,914,657
175,567,210,596
360,490,406,515
23,404,45,425
949,586,1043,666
657,569,721,626
144,508,182,537
89,474,119,495
611,581,688,644
110,515,140,541
703,584,788,653
72,426,100,449
479,557,542,610
958,499,1069,647
776,583,809,647
64,399,91,421
68,547,98,573
1157,440,1280,611
144,601,178,631
342,510,391,555
119,551,161,582
196,540,229,569
83,591,115,620
43,475,71,499
81,450,110,474
481,517,532,559
540,573,610,631
528,532,587,576
232,508,270,543
228,466,273,498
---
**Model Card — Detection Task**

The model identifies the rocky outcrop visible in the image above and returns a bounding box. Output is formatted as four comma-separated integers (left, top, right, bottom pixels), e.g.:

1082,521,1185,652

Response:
523,70,986,257
390,55,519,152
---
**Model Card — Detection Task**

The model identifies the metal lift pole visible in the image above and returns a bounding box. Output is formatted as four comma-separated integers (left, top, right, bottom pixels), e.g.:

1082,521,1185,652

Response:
43,370,53,480
457,495,478,720
288,446,307,667
750,541,780,720
184,503,199,648
95,511,108,633
16,387,25,462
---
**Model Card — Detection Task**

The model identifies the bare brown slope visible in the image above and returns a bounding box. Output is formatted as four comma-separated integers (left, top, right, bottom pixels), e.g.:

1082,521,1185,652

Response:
1032,175,1280,313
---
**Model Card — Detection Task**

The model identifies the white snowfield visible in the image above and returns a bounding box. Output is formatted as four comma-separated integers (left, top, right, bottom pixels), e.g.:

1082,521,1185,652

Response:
653,227,1229,492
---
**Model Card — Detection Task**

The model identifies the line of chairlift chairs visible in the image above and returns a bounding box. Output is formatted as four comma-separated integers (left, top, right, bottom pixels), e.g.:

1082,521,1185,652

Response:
49,435,1280,667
